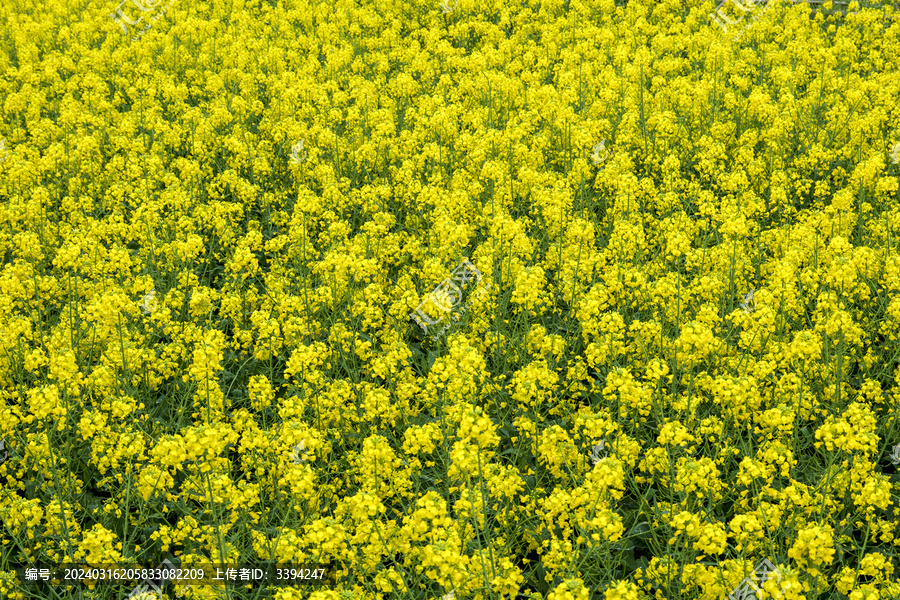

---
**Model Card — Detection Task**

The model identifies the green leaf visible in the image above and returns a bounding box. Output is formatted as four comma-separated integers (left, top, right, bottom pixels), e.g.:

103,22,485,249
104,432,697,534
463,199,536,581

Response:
631,521,653,540
622,547,639,571
618,538,636,552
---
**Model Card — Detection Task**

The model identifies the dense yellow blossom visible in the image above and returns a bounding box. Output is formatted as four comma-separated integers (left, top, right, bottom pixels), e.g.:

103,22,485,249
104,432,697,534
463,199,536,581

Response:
1,1,899,599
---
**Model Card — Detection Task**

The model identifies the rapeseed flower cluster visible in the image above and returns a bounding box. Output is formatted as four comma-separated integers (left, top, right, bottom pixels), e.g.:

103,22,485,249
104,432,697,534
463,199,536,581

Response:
1,0,900,598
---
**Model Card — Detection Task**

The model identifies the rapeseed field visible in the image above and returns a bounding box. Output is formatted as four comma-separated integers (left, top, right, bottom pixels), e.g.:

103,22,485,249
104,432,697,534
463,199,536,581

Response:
1,0,900,598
